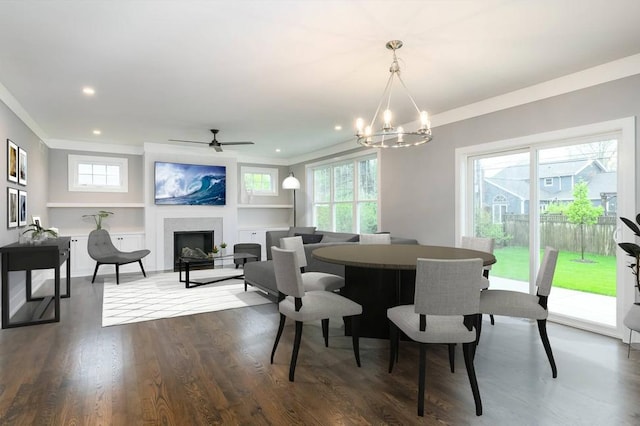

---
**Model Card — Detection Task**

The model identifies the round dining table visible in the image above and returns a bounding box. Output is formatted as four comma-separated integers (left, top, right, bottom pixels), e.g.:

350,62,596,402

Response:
312,244,496,338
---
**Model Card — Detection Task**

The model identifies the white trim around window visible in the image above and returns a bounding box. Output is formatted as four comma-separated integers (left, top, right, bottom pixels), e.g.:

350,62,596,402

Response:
68,154,129,192
240,166,279,197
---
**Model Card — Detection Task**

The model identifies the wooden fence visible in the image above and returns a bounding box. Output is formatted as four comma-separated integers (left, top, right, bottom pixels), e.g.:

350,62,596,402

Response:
502,214,617,256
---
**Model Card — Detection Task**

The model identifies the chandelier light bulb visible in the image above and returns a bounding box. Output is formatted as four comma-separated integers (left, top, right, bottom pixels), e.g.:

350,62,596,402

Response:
383,109,392,129
356,117,365,136
397,127,404,142
420,111,430,128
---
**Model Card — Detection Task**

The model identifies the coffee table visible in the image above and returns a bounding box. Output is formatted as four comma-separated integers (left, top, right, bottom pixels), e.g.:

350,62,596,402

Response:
178,252,257,289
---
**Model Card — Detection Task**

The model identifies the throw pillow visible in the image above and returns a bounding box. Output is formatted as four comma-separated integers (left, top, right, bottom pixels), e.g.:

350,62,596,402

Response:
287,226,316,237
295,233,323,244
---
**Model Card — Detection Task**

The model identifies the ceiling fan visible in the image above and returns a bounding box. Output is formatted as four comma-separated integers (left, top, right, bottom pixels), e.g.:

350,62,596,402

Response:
169,129,254,152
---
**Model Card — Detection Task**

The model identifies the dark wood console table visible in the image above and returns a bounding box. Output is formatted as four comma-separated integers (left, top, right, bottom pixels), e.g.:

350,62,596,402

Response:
1,237,71,328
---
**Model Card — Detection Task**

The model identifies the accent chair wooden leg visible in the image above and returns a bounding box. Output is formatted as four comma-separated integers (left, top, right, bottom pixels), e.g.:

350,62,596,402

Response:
91,263,100,283
322,318,329,347
138,259,147,277
289,321,304,382
389,322,398,373
463,341,483,416
448,344,456,373
115,264,120,285
417,343,427,417
350,315,361,367
537,319,557,378
271,313,286,364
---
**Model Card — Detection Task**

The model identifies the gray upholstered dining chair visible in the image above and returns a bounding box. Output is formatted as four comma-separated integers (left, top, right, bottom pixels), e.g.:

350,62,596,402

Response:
270,246,363,381
387,257,484,417
87,229,150,285
359,233,391,244
280,236,344,291
478,246,559,377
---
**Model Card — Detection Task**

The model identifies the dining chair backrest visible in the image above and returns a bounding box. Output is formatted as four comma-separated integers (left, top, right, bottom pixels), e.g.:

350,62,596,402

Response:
460,236,495,271
272,246,306,298
535,247,559,297
414,258,483,316
280,236,308,268
359,233,391,245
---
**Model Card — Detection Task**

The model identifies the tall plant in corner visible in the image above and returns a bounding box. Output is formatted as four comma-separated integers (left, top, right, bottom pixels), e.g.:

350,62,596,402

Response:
619,214,640,297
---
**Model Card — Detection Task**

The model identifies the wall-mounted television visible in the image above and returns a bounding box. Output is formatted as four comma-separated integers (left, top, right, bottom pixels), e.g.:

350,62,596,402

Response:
154,161,226,205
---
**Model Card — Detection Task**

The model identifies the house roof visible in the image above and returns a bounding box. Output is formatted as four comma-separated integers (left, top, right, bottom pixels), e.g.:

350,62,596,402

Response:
491,159,606,181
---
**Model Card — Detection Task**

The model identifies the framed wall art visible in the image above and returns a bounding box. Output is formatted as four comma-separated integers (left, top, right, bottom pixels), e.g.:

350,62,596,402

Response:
18,147,27,185
7,139,18,183
18,190,27,226
8,187,18,228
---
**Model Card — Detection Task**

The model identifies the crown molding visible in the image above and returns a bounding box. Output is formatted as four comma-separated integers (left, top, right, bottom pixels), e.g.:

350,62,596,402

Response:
47,138,144,155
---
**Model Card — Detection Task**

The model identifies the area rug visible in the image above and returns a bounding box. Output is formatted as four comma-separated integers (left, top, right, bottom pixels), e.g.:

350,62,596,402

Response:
102,269,272,327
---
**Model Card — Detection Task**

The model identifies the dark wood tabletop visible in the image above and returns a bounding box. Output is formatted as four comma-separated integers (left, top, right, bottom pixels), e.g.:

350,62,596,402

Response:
313,244,496,270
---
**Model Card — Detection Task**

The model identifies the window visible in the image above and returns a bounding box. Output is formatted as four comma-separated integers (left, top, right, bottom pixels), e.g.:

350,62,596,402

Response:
68,155,128,192
544,177,553,186
310,154,378,233
492,195,508,223
241,166,278,197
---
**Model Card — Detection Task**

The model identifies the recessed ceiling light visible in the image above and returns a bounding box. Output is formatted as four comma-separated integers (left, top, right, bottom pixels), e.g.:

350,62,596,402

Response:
92,129,101,135
334,125,342,131
83,87,95,95
275,148,281,153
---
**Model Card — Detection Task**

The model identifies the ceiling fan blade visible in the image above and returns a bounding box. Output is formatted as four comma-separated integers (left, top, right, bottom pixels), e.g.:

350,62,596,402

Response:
219,141,255,146
213,145,223,152
168,139,209,144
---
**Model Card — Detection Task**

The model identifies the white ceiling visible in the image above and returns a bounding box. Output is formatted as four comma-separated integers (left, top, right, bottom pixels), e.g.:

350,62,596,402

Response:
1,1,640,161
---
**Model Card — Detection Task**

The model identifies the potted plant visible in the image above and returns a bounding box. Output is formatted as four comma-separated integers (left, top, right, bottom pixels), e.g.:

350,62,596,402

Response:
212,245,219,256
619,214,640,298
82,210,114,230
220,242,227,255
22,221,58,243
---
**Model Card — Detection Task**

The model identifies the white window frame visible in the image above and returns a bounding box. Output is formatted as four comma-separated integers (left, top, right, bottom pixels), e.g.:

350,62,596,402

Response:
307,150,379,233
68,154,128,192
455,117,636,339
241,166,279,197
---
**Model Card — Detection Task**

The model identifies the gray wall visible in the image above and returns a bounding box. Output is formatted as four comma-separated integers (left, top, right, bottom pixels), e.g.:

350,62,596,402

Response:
0,100,49,243
381,74,640,246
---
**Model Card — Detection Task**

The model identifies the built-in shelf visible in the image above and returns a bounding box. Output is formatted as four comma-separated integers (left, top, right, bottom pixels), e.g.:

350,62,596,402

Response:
237,204,293,209
46,203,145,208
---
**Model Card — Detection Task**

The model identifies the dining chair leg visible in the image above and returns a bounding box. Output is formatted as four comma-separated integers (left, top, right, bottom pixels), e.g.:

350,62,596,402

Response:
351,315,361,367
389,323,398,373
448,344,455,373
463,342,483,416
628,329,633,358
115,264,120,285
490,314,495,325
322,318,329,347
537,319,557,378
271,314,287,364
289,321,304,382
476,313,483,345
417,343,427,417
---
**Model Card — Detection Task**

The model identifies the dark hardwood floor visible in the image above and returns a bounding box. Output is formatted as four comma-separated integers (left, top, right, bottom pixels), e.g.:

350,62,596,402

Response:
1,274,639,425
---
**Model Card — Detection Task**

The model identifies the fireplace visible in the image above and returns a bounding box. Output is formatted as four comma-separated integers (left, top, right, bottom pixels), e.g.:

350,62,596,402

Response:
173,230,214,271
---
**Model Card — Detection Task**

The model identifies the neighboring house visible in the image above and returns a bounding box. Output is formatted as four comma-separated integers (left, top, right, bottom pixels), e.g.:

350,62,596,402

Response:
482,159,616,223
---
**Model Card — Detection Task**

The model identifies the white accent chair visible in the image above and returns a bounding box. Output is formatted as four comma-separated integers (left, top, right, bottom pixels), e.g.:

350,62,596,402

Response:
280,236,345,291
479,246,559,377
359,233,391,245
270,246,363,381
387,258,484,417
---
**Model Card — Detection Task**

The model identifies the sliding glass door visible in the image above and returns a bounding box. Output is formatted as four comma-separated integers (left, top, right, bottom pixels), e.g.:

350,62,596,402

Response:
458,118,635,336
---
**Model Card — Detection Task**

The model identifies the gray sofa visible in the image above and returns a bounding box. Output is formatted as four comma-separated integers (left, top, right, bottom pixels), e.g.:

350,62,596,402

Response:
243,227,419,296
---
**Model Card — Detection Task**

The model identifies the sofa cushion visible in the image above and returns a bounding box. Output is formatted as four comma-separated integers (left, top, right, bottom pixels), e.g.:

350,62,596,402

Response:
295,233,323,244
287,226,316,237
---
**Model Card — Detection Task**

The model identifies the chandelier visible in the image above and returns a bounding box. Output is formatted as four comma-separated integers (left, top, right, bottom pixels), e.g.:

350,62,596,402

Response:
355,40,432,148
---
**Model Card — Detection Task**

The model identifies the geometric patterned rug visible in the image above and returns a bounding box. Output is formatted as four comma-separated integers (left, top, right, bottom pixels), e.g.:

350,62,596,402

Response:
102,269,272,327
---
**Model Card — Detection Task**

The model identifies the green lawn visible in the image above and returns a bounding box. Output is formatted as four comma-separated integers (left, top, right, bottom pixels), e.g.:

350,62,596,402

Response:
491,246,616,296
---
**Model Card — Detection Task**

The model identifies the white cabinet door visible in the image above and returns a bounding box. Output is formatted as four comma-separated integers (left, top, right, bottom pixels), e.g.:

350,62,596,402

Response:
111,233,146,273
64,236,94,278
